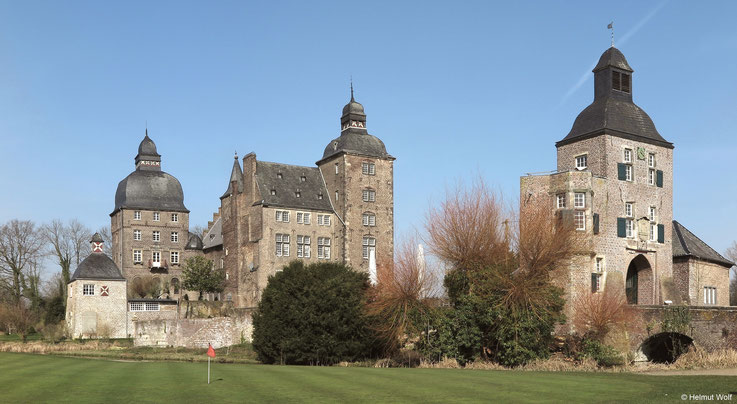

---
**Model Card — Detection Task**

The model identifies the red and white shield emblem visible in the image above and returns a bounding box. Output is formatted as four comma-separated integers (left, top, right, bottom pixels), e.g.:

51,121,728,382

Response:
100,286,109,296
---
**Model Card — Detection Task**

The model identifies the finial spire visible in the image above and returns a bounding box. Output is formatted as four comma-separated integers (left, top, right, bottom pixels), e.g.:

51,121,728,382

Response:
234,151,238,160
608,21,614,47
350,76,354,101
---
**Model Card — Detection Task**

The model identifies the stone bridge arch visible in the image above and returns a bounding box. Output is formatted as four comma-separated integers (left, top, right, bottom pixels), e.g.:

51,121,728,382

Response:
637,332,694,363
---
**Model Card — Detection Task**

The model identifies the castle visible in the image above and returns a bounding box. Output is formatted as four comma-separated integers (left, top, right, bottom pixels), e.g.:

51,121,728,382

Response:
65,45,732,341
521,46,732,325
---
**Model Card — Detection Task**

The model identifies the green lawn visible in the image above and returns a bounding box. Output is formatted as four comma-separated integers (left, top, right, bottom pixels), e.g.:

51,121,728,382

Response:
1,353,735,403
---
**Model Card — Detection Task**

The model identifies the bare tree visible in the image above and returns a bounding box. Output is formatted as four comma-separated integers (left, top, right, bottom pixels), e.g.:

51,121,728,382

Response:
43,219,92,291
725,241,737,306
191,224,207,238
0,220,44,305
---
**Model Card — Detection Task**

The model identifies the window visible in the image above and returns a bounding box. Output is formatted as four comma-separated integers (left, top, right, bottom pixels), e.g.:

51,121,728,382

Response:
318,237,331,259
650,223,657,241
612,71,631,93
300,175,306,182
574,193,585,208
271,189,276,196
625,203,633,217
648,153,655,168
362,189,376,202
145,302,160,311
624,148,632,163
152,251,161,264
626,219,634,238
133,230,141,241
153,212,160,221
276,234,290,257
133,250,142,263
171,232,178,242
648,169,656,185
704,287,717,305
318,214,331,226
277,172,283,179
130,302,144,311
296,212,311,224
220,258,224,269
362,212,376,227
575,155,587,170
574,211,585,231
625,165,633,181
335,191,339,201
83,284,94,296
318,193,323,200
335,163,339,175
362,236,376,259
152,231,160,242
297,235,311,258
295,191,301,198
362,162,376,175
275,210,290,223
649,207,656,222
170,251,179,264
556,194,566,209
134,211,141,220
595,257,604,273
171,213,178,222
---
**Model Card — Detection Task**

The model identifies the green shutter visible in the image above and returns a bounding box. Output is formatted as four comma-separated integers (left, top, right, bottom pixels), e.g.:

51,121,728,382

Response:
591,273,598,293
617,218,627,238
617,163,627,180
657,224,665,243
593,213,600,234
656,170,663,187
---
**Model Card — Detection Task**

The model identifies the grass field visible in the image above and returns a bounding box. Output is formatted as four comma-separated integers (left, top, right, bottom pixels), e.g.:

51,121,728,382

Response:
1,353,736,403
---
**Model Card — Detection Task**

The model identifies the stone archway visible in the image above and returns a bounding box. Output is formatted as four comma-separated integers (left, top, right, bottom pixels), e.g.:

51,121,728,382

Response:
639,332,694,363
625,254,653,305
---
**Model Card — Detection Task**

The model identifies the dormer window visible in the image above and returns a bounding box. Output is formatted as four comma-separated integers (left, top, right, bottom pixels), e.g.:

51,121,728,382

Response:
295,191,301,198
317,193,323,200
612,71,630,93
277,173,283,179
300,175,306,182
271,189,276,196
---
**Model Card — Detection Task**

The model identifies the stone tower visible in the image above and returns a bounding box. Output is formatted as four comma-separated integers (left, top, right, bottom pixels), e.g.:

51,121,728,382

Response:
317,91,396,273
110,131,203,298
521,46,674,322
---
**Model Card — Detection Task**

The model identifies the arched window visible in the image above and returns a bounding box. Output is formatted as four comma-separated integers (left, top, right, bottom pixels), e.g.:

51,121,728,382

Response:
362,236,376,259
362,188,376,202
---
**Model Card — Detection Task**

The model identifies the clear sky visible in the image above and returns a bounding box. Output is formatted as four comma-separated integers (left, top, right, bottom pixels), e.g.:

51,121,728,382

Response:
1,1,736,277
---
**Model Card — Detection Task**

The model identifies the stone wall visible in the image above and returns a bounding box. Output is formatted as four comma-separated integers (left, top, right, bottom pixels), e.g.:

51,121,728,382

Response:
674,258,731,306
134,309,253,348
66,280,128,339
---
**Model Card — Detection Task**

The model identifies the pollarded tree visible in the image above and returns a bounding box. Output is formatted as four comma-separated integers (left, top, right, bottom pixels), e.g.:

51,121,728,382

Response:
252,261,378,365
181,256,225,300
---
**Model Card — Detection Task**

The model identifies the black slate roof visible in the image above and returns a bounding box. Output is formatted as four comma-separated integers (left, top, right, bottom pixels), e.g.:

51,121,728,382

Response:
221,156,244,199
255,161,333,212
185,232,204,250
320,129,394,162
202,217,222,250
112,170,189,215
70,253,125,282
557,47,673,149
672,220,734,267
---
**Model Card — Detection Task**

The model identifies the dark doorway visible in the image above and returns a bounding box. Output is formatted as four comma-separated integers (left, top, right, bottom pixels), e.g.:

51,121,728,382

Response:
640,332,694,363
626,264,638,304
625,255,652,305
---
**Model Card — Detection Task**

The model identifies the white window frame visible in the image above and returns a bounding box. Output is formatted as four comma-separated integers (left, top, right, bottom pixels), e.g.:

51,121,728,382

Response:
133,211,141,220
649,223,657,241
297,235,311,258
704,286,717,305
152,251,161,264
624,148,632,163
171,213,178,222
362,189,376,202
575,154,587,170
145,302,160,311
648,168,656,185
318,237,331,259
130,302,144,311
276,234,290,257
625,203,633,218
170,251,179,264
574,192,585,209
133,249,142,263
362,162,376,175
318,214,331,226
171,232,178,242
626,219,634,238
574,211,585,231
133,229,141,241
595,257,604,273
275,210,290,223
152,231,160,242
83,284,94,296
625,165,633,182
153,212,160,221
649,206,656,222
556,194,566,209
335,163,339,175
648,153,656,168
362,212,376,227
362,236,376,259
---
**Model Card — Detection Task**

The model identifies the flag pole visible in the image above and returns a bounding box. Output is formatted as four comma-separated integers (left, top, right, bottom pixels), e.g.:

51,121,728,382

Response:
208,355,211,384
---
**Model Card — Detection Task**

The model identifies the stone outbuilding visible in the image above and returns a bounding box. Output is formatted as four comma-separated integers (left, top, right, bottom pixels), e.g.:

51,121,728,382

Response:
66,233,128,338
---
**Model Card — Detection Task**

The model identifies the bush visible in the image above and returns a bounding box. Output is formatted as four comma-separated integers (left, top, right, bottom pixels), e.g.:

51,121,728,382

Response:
416,296,483,366
579,338,624,367
252,261,378,365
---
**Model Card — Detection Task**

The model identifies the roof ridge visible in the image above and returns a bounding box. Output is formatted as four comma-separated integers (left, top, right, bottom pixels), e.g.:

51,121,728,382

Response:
672,220,691,255
258,160,319,170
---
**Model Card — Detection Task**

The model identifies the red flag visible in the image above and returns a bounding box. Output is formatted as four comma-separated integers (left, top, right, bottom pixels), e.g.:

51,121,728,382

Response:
207,344,216,358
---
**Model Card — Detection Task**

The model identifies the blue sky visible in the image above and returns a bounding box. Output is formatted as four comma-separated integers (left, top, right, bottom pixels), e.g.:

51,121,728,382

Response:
1,1,736,276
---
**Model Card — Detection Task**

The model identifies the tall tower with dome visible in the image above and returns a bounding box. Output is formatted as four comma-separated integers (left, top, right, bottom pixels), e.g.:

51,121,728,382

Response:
111,131,203,299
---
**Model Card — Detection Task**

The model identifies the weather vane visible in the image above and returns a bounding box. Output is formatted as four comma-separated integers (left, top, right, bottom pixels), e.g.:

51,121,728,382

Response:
608,22,614,47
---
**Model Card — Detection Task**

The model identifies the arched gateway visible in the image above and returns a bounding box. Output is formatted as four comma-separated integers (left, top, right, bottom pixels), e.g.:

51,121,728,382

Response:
625,254,653,305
